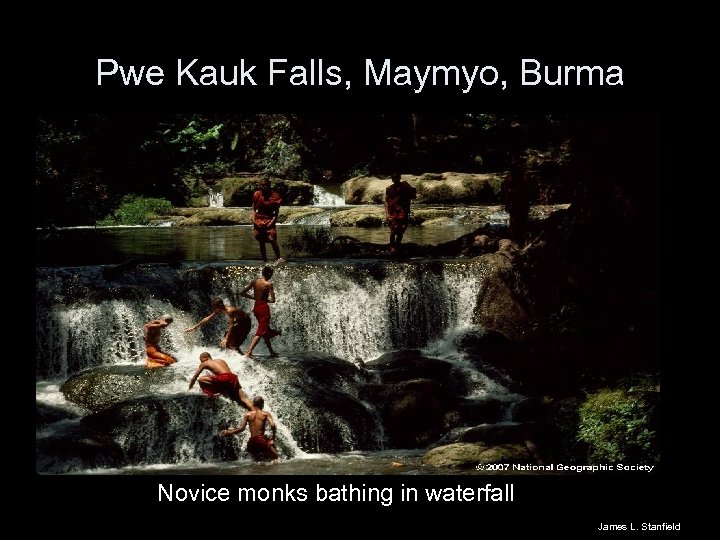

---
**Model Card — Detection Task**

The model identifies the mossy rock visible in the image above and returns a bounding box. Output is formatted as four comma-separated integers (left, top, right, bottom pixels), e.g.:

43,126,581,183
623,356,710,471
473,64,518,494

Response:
341,172,504,205
421,442,489,468
329,207,386,227
61,364,186,412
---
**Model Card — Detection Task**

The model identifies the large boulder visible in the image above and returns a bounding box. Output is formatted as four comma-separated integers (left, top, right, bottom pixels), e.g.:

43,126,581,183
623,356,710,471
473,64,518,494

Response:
61,365,187,412
476,443,533,464
366,350,462,387
421,441,533,469
176,207,250,226
472,253,531,341
421,442,489,468
361,351,509,447
36,402,84,427
81,394,246,465
342,172,504,205
362,378,447,448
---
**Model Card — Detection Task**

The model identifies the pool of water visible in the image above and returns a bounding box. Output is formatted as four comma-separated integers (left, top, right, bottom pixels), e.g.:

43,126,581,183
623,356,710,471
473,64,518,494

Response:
35,224,479,266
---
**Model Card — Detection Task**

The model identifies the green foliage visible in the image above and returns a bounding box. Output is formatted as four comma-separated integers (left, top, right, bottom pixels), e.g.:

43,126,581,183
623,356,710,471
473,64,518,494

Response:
35,116,113,226
577,385,659,464
348,163,371,178
97,196,173,226
186,160,234,180
168,121,223,152
546,397,584,463
145,118,230,184
258,136,303,176
256,117,308,178
36,112,581,226
285,227,333,256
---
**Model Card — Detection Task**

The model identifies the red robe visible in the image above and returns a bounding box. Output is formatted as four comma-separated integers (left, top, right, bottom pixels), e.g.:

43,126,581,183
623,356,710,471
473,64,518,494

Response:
199,372,241,399
224,312,251,351
385,181,417,232
252,300,281,338
247,434,275,459
252,190,283,241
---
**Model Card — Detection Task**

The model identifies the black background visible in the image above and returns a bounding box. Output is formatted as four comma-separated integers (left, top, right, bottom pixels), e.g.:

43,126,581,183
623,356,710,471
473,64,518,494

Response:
32,22,675,534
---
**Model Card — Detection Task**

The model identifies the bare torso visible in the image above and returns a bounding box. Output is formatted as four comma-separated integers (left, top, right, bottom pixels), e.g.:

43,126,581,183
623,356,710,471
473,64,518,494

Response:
144,323,162,346
225,306,248,323
252,278,273,302
202,359,232,375
245,410,272,437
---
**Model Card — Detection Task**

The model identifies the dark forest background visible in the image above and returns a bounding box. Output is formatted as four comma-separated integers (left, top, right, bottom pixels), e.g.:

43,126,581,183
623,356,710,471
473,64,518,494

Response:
35,113,622,228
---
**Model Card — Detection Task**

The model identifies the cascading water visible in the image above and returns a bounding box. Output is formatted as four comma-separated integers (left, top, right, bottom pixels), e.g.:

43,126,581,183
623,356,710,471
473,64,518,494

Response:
36,260,522,473
208,185,224,208
37,262,490,376
312,185,344,206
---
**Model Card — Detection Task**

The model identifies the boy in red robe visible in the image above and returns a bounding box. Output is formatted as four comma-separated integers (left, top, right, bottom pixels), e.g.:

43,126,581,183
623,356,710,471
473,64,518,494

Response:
384,172,417,253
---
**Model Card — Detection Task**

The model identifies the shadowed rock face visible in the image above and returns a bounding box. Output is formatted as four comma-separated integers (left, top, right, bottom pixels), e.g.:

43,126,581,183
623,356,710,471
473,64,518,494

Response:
471,252,530,341
80,394,245,465
362,351,508,448
36,426,125,473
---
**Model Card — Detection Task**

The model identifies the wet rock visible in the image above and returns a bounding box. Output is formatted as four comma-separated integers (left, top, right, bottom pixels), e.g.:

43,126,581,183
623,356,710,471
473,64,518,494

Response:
36,425,124,473
61,365,187,412
82,394,244,465
362,351,507,447
342,173,504,205
472,253,531,341
457,422,530,444
454,398,505,425
329,207,385,227
421,442,489,468
36,402,84,427
362,378,448,448
421,441,533,469
513,397,551,422
366,350,457,386
477,443,532,464
220,177,314,207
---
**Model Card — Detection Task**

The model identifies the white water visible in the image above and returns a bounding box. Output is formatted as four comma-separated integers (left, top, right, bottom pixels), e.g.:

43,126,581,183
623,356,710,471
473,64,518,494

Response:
36,260,521,473
312,185,344,206
37,262,497,376
208,185,224,208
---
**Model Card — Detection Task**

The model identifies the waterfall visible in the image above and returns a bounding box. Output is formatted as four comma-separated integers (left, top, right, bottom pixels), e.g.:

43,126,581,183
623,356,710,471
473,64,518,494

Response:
36,260,521,472
208,185,224,208
312,185,344,206
36,261,490,377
